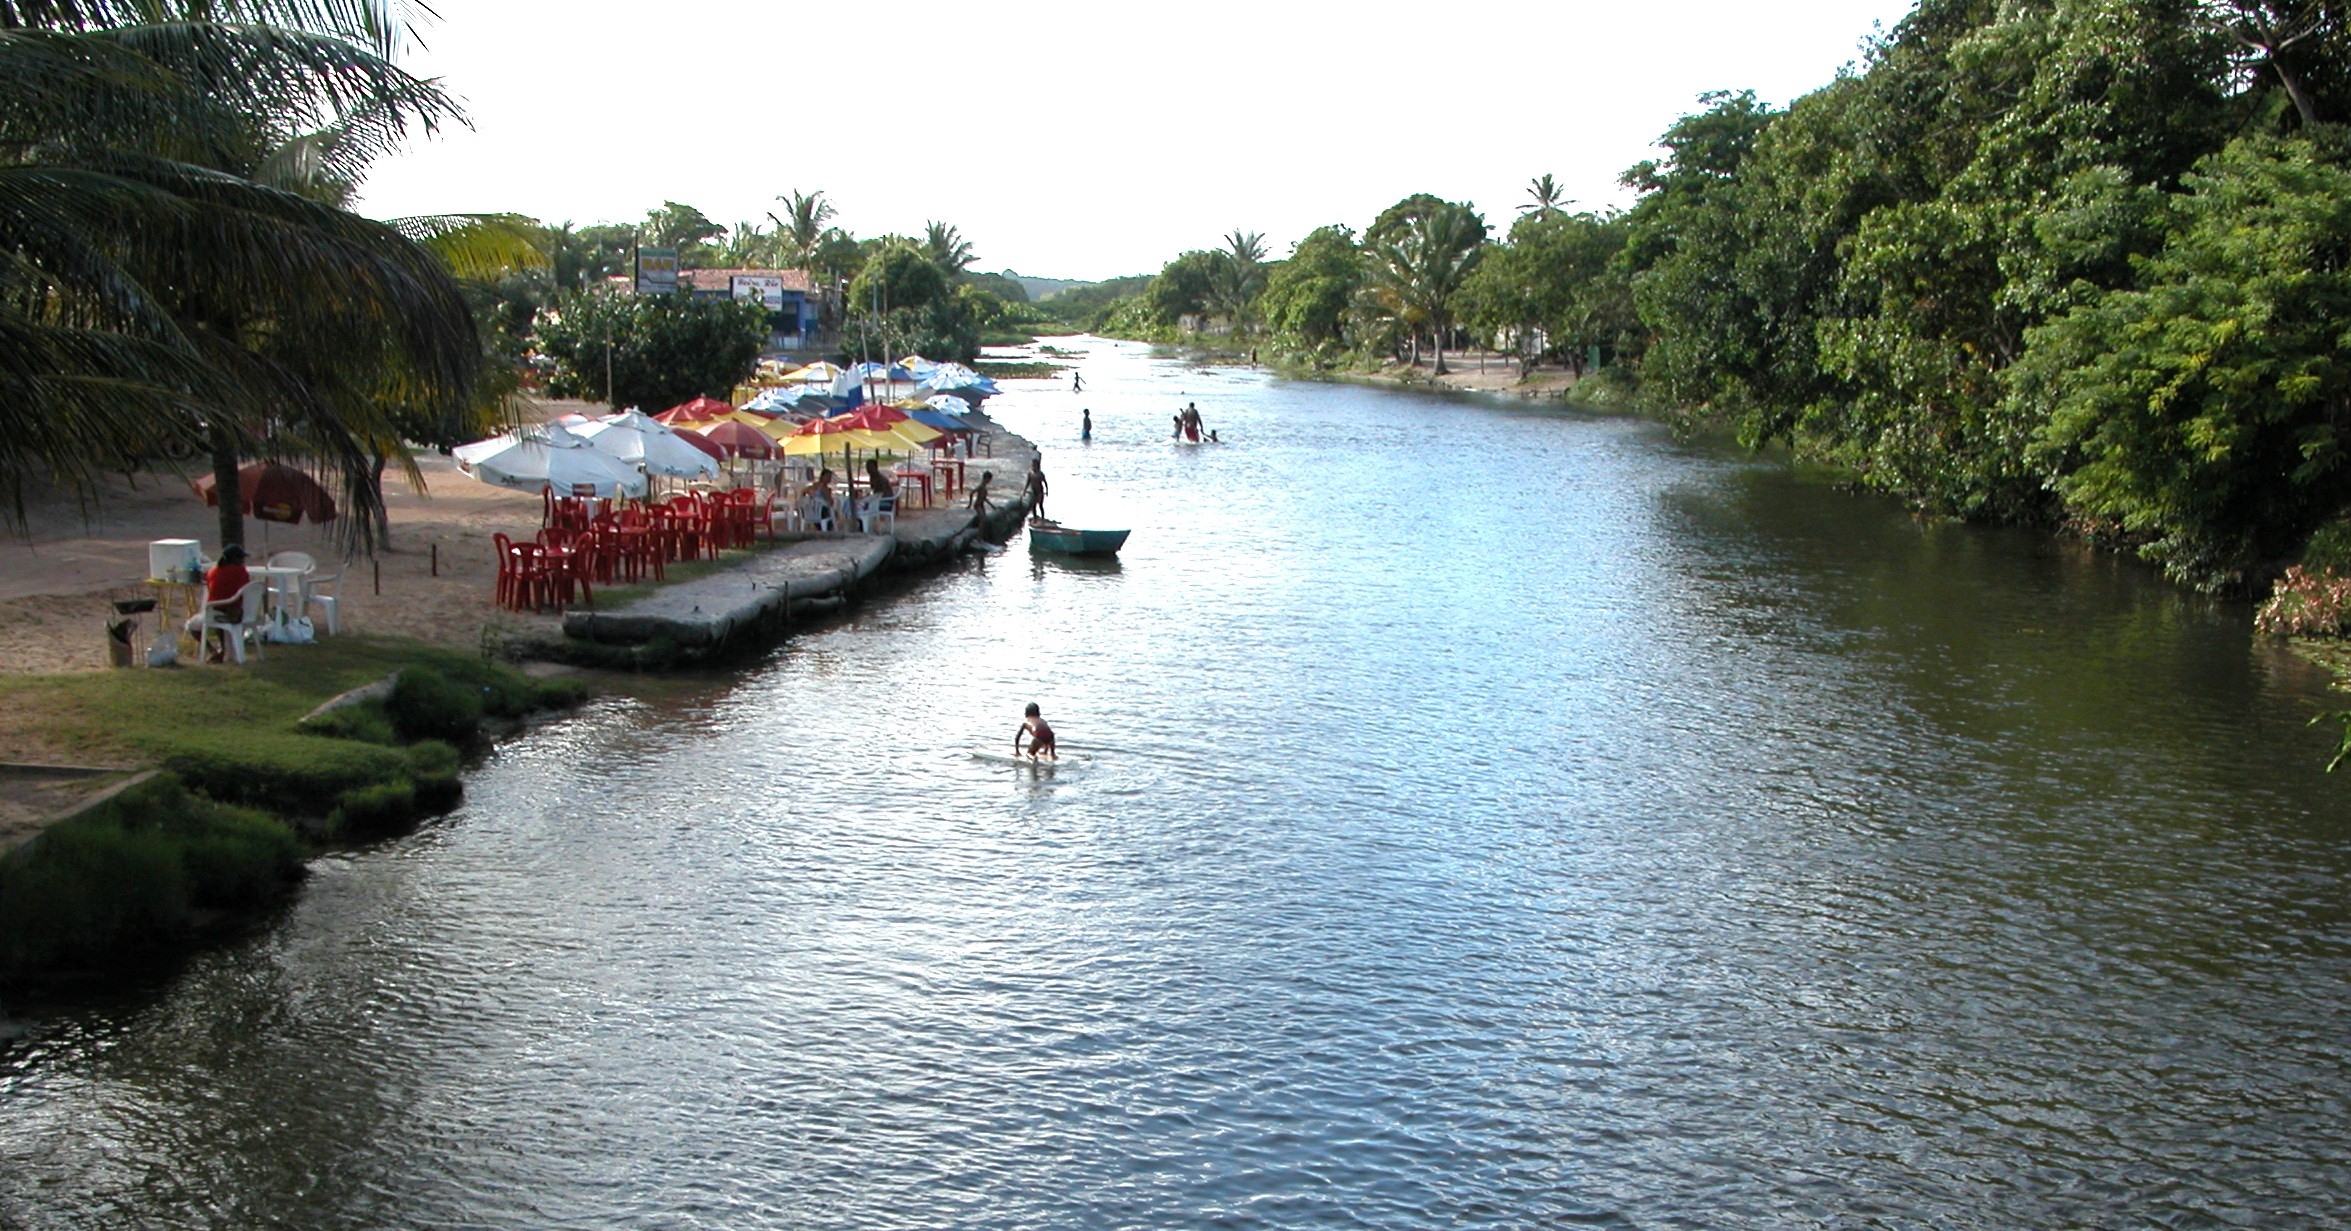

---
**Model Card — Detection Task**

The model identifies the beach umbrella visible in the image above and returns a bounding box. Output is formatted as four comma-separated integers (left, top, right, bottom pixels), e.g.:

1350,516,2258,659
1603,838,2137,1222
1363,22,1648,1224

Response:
453,424,646,497
653,396,731,426
698,420,776,460
192,462,338,524
575,411,721,479
839,405,944,448
922,394,972,415
743,386,796,414
900,407,972,433
782,361,845,385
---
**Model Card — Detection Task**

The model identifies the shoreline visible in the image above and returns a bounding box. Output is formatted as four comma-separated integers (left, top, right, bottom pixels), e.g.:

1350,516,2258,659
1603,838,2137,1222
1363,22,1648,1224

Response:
0,415,1045,990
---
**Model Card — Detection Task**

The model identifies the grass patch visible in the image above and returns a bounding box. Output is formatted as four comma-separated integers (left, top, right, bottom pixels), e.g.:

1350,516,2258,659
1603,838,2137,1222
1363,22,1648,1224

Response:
974,360,1062,380
0,774,304,980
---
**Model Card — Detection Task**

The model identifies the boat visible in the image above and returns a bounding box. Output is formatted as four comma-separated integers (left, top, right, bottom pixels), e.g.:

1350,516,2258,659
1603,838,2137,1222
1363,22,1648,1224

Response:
1027,518,1129,556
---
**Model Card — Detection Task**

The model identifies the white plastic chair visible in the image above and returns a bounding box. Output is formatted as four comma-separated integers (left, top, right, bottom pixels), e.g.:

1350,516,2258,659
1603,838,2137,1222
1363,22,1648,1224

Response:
858,492,896,535
303,561,342,635
184,580,263,664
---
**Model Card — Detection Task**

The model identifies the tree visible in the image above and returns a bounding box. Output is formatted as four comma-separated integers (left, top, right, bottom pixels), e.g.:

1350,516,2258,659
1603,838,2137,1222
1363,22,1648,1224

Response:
922,221,977,278
1258,226,1363,356
1211,229,1268,333
535,292,766,410
2011,135,2351,588
1144,250,1224,326
771,189,835,268
0,0,485,552
1459,210,1631,375
641,201,724,265
1523,173,1569,217
1364,198,1487,373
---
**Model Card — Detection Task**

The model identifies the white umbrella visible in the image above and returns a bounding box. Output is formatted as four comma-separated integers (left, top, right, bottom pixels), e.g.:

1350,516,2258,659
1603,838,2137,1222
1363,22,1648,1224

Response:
574,410,721,479
453,424,648,497
923,394,972,415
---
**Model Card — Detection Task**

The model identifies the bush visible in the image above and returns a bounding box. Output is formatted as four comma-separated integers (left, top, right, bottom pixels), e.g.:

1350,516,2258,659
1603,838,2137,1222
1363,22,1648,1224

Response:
386,668,484,744
302,702,398,745
0,775,302,979
407,740,464,813
2255,566,2351,636
162,731,410,818
326,778,416,838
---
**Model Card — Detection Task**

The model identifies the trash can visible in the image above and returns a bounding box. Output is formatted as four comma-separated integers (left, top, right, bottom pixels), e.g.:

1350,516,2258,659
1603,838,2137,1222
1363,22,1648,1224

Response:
108,598,156,669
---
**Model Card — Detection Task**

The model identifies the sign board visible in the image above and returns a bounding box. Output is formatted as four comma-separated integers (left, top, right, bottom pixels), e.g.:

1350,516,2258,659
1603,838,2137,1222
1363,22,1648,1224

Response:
634,247,679,295
731,274,787,311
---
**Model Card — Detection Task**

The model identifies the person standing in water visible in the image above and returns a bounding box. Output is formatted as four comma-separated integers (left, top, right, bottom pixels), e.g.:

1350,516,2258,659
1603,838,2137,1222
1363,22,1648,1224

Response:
1024,457,1049,517
1081,408,1092,442
1071,370,1084,393
1015,702,1057,761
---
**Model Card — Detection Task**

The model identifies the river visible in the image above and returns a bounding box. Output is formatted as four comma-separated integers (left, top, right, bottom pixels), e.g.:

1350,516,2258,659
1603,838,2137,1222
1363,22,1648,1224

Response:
5,338,2350,1229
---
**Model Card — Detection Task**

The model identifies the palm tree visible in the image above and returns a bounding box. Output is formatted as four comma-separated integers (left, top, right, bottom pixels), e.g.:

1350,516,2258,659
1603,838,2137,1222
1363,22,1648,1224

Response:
770,189,835,268
1367,203,1488,375
1,0,485,551
1523,173,1570,217
923,220,977,278
1213,228,1268,334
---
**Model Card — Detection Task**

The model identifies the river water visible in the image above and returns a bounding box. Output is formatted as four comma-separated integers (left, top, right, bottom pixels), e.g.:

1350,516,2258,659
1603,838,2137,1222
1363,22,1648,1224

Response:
6,339,2351,1229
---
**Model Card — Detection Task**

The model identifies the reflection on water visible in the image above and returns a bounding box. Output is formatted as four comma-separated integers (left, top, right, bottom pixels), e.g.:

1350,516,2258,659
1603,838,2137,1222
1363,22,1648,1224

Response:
6,339,2351,1229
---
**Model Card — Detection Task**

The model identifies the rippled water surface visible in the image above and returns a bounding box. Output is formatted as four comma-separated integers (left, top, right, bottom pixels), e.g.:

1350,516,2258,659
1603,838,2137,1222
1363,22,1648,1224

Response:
8,340,2351,1229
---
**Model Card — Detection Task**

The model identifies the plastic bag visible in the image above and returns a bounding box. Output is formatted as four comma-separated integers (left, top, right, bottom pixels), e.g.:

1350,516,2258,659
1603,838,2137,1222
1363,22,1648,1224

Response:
146,633,178,667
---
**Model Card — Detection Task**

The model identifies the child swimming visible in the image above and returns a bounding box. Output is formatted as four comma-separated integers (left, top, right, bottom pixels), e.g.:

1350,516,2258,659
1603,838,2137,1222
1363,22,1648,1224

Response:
1015,702,1057,761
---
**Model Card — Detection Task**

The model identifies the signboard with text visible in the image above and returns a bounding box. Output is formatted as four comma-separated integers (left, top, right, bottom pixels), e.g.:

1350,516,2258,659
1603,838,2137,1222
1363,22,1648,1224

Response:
731,274,786,311
634,247,679,295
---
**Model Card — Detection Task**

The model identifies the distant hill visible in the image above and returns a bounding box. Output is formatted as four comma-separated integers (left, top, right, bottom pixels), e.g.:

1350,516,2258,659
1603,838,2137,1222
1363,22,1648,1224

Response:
994,271,1091,302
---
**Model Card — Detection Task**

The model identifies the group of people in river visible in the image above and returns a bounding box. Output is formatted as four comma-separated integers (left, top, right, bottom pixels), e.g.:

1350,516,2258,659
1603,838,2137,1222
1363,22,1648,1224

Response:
1173,403,1214,443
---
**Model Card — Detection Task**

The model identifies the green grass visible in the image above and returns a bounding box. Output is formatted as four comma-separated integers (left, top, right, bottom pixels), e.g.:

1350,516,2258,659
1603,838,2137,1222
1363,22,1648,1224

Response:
0,638,589,983
0,774,304,979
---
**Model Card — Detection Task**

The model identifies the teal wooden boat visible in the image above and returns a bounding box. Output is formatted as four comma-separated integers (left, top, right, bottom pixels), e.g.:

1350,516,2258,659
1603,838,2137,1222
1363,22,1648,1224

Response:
1028,518,1129,556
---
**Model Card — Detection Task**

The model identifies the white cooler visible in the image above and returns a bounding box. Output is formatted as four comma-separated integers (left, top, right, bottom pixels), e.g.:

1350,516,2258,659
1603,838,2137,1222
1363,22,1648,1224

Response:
149,538,201,582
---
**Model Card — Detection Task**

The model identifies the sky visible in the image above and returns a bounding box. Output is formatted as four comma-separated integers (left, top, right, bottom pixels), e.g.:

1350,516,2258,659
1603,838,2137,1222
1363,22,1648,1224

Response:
352,0,1921,282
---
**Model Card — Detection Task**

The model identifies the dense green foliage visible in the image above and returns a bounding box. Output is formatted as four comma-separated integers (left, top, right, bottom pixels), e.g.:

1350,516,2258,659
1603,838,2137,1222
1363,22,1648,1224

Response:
1,0,488,553
1093,1,2351,593
1603,0,2351,589
535,292,767,408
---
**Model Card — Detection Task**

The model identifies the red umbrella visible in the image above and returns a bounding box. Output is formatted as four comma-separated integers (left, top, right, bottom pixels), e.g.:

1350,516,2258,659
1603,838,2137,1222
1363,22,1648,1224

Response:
192,462,338,524
654,396,731,426
671,429,726,461
698,420,775,460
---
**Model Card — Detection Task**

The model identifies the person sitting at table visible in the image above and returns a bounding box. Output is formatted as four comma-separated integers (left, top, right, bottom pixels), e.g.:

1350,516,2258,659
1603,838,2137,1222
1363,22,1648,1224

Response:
798,469,838,532
185,544,250,662
864,458,895,503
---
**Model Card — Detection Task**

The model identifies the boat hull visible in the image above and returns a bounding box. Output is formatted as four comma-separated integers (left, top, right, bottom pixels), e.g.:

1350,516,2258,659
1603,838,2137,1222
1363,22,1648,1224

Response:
1028,523,1129,556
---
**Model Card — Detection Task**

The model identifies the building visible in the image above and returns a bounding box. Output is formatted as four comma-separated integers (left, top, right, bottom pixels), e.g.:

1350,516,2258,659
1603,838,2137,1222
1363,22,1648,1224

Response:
678,268,823,351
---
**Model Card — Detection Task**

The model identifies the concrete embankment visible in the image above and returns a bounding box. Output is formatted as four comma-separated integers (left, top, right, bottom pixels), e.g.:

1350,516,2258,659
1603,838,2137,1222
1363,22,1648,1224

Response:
559,417,1037,657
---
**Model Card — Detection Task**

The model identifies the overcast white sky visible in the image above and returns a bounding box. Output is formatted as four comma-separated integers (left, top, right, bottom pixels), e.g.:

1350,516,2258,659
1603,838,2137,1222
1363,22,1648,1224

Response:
352,1,1919,281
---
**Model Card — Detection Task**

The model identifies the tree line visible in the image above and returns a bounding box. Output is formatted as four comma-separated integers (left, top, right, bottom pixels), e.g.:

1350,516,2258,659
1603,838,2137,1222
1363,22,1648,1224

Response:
504,197,1039,406
1093,0,2351,595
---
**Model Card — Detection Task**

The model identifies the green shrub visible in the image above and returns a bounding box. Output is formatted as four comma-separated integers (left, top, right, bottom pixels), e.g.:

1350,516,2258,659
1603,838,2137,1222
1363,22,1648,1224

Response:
406,740,464,813
327,778,416,838
386,668,483,744
0,775,303,979
2303,520,2351,574
162,731,409,818
303,702,398,746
